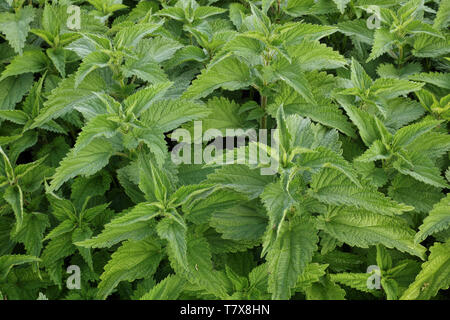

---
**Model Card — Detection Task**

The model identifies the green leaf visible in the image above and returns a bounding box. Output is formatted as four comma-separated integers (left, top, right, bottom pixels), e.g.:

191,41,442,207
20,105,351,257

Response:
392,119,442,149
41,3,60,37
247,263,270,298
196,97,248,134
219,34,265,64
106,205,159,232
136,37,182,64
376,244,392,270
71,172,112,210
267,217,318,299
113,22,163,49
342,105,391,147
140,274,186,300
0,50,48,81
412,34,450,58
12,213,49,257
415,195,450,243
171,234,228,298
47,48,66,78
261,180,294,235
206,165,273,199
122,82,171,117
169,184,215,208
277,22,337,44
4,184,24,231
273,58,315,103
332,0,350,13
211,203,268,241
260,0,274,14
388,175,443,214
382,97,424,131
50,138,117,192
337,20,374,44
41,233,76,285
0,110,29,124
30,28,54,47
183,188,247,224
409,72,450,89
367,28,398,62
81,203,111,223
434,0,450,29
0,6,35,54
157,215,188,270
350,58,372,91
295,263,328,290
74,51,110,88
46,194,77,222
31,72,109,128
72,226,94,270
157,7,186,21
140,98,209,133
247,2,271,36
73,114,120,155
406,131,450,160
0,73,33,110
288,40,347,71
382,278,399,300
43,220,75,241
370,78,424,100
317,206,426,259
166,45,207,68
123,56,168,84
183,56,253,100
404,21,443,38
377,63,422,80
401,241,450,300
393,152,449,189
297,147,360,187
97,239,163,300
138,151,176,202
75,208,157,249
194,6,227,20
330,272,374,293
36,136,70,167
0,254,40,280
305,276,346,300
356,140,389,162
270,81,355,137
310,168,413,216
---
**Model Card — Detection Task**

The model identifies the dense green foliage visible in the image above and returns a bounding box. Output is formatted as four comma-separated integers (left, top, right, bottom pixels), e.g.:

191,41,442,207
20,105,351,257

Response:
0,0,449,300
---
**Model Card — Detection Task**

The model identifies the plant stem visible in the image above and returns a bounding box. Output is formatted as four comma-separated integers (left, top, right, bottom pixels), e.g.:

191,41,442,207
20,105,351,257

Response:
397,45,404,67
261,95,267,129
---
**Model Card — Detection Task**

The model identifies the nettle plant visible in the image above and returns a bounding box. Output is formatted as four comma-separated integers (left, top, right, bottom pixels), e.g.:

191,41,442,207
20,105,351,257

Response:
0,0,449,301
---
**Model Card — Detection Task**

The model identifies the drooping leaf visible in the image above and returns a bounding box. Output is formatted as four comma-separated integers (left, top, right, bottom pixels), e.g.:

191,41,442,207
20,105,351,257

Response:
97,239,163,299
267,217,318,299
401,241,450,300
